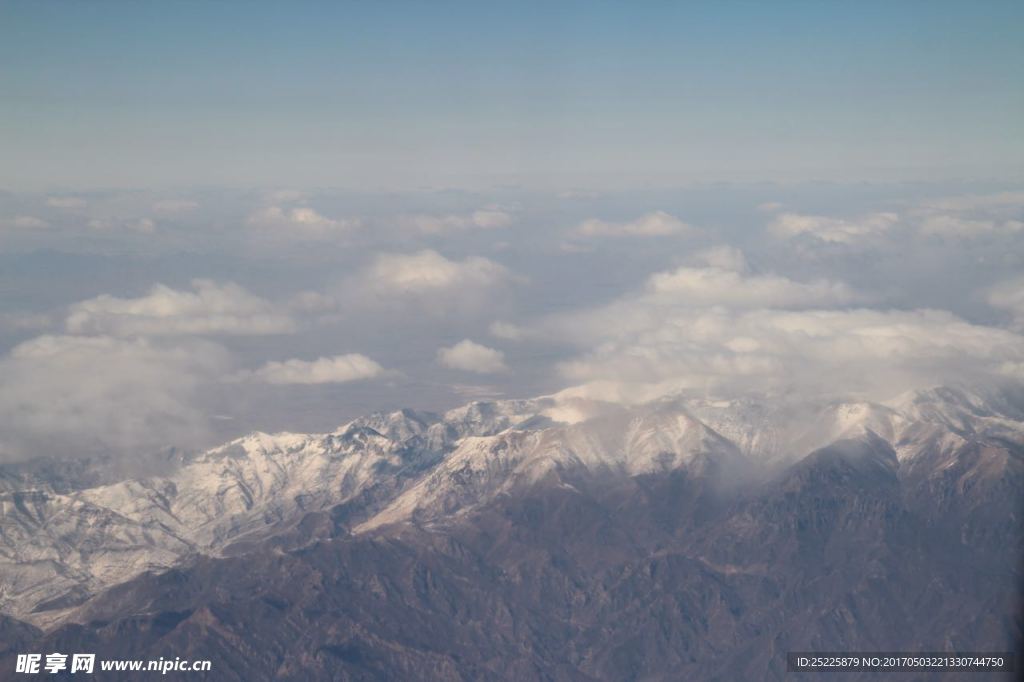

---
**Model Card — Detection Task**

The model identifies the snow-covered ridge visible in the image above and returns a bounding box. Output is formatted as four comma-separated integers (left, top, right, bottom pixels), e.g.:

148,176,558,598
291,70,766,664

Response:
1,385,1021,627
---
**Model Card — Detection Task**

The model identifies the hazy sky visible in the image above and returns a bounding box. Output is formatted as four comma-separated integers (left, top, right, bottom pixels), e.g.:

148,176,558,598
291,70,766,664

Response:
1,2,1022,464
2,1,1023,189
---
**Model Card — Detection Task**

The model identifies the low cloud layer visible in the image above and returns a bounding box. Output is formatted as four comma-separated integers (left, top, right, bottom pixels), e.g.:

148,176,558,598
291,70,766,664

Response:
437,340,508,374
247,205,359,237
1,185,1022,461
542,245,1024,402
241,353,385,385
576,211,689,238
66,280,296,337
645,252,857,308
989,277,1024,331
404,208,513,233
768,211,899,244
356,250,513,302
0,334,229,460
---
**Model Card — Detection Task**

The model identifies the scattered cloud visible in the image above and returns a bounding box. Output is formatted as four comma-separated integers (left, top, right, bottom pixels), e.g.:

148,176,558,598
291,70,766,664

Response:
87,217,156,233
556,189,603,200
576,211,689,238
241,353,385,385
437,339,508,373
66,280,296,337
693,245,749,272
247,205,359,236
404,207,513,233
153,199,200,213
988,277,1024,330
358,250,512,297
46,197,87,209
554,306,1024,403
768,211,899,243
920,191,1024,212
644,248,856,308
263,189,309,203
2,215,49,230
489,320,530,341
918,214,1023,238
0,334,228,460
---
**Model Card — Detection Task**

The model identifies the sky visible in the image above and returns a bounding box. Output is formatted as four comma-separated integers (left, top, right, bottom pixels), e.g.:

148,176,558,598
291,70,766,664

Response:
0,2,1023,465
2,1,1023,189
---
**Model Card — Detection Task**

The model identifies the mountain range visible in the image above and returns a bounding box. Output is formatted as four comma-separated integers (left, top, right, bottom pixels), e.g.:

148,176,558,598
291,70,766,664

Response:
0,385,1021,680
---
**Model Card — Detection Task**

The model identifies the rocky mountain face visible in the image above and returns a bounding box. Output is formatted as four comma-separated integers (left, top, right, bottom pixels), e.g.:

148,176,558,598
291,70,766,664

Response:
0,386,1021,680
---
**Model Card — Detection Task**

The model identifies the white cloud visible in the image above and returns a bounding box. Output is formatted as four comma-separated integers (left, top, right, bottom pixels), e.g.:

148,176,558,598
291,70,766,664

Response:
153,199,199,213
359,250,512,296
918,214,1023,238
87,217,156,233
645,249,856,308
2,215,49,230
557,189,603,200
988,277,1024,330
241,353,385,385
46,197,87,209
264,189,308,203
576,211,689,237
405,208,513,233
489,320,529,341
66,280,296,337
693,245,749,272
246,205,359,236
908,190,1024,238
437,339,508,374
0,334,228,460
768,212,899,243
529,250,1024,403
757,201,784,213
554,305,1024,403
921,191,1024,212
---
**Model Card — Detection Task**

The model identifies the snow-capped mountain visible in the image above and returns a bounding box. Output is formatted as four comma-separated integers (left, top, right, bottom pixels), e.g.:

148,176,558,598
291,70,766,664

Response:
1,385,1021,629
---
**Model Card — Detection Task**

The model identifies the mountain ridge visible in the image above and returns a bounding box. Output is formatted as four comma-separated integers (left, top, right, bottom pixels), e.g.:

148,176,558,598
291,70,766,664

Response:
1,384,1021,634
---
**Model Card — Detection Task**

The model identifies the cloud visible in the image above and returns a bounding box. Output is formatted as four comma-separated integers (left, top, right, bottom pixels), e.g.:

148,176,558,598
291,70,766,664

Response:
66,280,296,337
988,277,1024,330
768,211,899,243
437,339,508,373
263,189,309,203
554,305,1024,403
0,334,228,460
646,267,856,308
0,312,53,332
918,215,1023,238
907,191,1024,238
87,217,156,233
404,208,513,233
2,215,49,230
241,353,385,385
358,250,512,297
46,197,87,209
529,248,1024,402
246,205,359,236
489,320,530,341
153,199,199,213
920,191,1024,212
576,211,689,237
643,248,856,308
693,245,749,272
557,189,603,200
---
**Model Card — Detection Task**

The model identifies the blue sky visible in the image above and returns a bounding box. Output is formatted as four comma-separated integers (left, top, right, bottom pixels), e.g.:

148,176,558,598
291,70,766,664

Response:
2,1,1022,189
